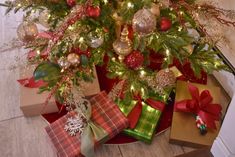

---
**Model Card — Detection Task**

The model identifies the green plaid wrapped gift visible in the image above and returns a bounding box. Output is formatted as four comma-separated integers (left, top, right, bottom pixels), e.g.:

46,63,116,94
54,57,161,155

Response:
117,95,168,143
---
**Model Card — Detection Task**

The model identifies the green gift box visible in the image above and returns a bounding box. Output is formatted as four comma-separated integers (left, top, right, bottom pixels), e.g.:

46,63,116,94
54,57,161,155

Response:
117,95,168,143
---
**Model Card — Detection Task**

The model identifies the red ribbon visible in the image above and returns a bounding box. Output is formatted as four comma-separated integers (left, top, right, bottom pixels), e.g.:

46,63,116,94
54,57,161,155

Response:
127,94,165,129
18,77,47,88
174,84,222,129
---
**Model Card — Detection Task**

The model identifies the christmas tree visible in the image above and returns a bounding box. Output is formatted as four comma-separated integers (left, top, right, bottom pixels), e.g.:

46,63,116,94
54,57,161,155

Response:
0,0,233,109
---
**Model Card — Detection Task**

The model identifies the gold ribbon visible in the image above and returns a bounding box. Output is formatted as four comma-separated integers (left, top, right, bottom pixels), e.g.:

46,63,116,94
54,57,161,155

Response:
75,99,108,157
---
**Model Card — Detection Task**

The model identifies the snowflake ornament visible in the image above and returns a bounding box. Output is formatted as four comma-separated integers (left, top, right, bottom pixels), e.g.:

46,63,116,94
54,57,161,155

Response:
64,114,87,136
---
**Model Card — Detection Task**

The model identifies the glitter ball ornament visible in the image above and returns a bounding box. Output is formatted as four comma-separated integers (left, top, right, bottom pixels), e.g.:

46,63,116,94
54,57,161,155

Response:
86,6,101,18
159,17,172,31
17,21,38,42
87,31,104,48
67,0,76,7
124,50,144,69
132,9,156,35
113,26,132,61
58,57,71,69
39,10,50,28
156,69,176,88
67,53,80,65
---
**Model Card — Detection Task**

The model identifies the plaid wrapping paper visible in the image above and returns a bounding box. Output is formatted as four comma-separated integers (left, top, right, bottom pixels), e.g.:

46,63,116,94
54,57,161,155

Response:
45,91,129,157
117,94,168,143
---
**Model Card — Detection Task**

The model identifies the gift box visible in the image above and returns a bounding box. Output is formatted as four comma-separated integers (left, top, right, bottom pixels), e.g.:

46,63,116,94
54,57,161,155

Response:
45,91,129,157
117,94,167,143
169,80,222,148
19,66,100,117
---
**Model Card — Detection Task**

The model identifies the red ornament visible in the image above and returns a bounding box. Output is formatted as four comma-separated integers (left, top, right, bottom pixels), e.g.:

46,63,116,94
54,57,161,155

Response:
124,51,144,69
159,17,172,31
66,0,76,7
86,6,101,18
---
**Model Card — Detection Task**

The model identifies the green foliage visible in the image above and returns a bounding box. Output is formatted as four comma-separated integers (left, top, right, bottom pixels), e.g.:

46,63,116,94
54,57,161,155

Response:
34,62,61,82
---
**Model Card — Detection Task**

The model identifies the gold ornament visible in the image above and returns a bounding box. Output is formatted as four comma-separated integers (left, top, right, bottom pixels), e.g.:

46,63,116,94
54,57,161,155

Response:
183,45,194,55
132,9,156,35
156,69,176,88
112,12,123,37
67,53,80,65
113,26,132,61
17,21,38,42
149,3,160,17
39,10,50,28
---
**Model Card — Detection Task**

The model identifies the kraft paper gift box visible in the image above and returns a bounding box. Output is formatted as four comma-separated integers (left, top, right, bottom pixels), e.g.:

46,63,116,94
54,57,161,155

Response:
19,66,100,117
169,80,221,148
45,91,129,157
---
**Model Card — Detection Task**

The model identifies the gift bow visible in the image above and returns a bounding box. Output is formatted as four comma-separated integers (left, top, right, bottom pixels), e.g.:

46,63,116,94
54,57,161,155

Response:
174,84,222,129
127,94,165,129
75,99,108,157
18,77,47,88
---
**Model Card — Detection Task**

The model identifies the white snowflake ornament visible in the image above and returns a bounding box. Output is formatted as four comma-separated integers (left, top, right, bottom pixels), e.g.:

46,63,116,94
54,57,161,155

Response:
64,114,87,136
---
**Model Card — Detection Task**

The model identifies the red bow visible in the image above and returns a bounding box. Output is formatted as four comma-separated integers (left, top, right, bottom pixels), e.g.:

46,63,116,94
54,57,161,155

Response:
127,94,165,129
18,77,47,88
174,84,222,129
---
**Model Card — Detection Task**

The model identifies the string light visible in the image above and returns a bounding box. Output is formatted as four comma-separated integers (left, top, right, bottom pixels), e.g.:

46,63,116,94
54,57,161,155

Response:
127,2,134,8
166,49,170,56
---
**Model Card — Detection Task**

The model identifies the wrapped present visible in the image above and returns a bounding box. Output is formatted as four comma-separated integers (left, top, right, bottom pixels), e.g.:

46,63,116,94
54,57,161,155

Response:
45,91,129,157
117,94,167,143
169,80,222,148
18,66,100,117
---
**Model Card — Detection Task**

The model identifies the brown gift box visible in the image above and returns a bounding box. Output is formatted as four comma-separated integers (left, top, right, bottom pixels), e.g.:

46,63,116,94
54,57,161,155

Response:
169,80,221,148
19,66,100,117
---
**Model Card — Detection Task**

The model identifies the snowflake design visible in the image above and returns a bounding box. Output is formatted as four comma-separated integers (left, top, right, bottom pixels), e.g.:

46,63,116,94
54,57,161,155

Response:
64,114,87,136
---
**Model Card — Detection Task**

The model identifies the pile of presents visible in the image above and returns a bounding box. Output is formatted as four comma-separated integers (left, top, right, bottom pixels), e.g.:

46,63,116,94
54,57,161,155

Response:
18,63,222,157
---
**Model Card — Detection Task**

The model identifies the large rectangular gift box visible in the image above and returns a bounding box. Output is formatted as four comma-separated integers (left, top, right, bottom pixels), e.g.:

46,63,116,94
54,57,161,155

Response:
169,80,221,148
45,91,129,157
19,66,100,116
117,94,168,143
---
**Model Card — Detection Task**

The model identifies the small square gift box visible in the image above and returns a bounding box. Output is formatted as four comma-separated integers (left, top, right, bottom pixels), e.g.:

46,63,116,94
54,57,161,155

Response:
169,80,222,148
45,91,129,157
117,94,167,143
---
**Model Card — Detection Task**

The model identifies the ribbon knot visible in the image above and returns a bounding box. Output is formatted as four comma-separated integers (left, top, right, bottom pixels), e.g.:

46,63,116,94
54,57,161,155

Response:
175,84,222,129
127,94,165,129
66,101,108,157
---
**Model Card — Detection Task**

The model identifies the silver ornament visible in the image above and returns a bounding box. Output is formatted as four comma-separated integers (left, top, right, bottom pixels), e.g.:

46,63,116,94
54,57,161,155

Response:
132,9,156,35
58,57,71,69
88,31,104,48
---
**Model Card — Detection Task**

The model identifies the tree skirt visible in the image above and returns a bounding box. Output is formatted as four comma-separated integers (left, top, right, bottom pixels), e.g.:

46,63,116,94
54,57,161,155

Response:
42,65,174,144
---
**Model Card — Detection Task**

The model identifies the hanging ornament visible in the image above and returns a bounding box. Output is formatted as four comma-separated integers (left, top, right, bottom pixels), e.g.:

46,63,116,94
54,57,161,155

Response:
132,9,156,36
86,6,101,18
156,69,176,88
87,30,104,48
17,21,38,42
58,57,71,69
113,26,133,62
39,10,50,28
149,3,160,17
67,53,80,66
112,12,123,37
66,0,76,7
159,17,172,31
124,51,144,70
183,45,194,55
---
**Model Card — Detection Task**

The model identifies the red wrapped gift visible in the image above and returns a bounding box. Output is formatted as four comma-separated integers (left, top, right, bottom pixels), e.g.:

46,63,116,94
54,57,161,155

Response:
45,91,129,157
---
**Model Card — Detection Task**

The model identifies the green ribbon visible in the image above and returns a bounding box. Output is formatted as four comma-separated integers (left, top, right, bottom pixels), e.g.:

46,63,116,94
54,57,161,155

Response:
75,99,108,157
